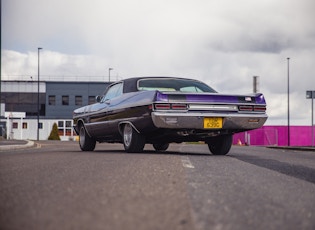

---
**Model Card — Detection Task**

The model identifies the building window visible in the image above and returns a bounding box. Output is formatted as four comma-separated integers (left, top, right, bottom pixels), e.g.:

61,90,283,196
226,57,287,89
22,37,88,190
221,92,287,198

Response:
22,122,28,129
66,120,73,136
58,121,64,127
48,95,56,105
66,121,72,127
88,96,95,105
62,95,69,105
75,96,82,106
38,122,43,129
12,122,18,129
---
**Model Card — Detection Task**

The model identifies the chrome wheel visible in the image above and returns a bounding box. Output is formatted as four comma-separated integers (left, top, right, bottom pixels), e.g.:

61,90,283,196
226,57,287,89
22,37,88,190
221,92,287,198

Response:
79,126,86,147
122,123,145,153
123,123,133,148
78,124,96,151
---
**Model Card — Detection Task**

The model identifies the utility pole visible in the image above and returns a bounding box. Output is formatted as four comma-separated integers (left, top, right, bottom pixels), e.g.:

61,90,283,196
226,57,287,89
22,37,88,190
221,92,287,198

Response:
253,76,259,93
306,90,314,147
37,48,42,141
0,0,2,120
287,58,290,146
109,68,113,82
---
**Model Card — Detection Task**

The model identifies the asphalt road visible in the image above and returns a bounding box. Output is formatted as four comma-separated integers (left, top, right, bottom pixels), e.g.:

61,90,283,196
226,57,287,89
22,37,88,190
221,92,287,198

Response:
0,141,314,230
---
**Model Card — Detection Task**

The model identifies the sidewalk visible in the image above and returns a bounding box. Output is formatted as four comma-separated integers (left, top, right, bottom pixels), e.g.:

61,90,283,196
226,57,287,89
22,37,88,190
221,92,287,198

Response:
0,139,36,151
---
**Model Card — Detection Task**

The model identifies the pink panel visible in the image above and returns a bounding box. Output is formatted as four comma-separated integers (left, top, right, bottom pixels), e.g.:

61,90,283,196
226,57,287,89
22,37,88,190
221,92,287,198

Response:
233,126,315,146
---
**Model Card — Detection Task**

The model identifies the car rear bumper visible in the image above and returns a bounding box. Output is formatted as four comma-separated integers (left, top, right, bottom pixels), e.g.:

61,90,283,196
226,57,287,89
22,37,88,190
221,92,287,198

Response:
151,112,268,130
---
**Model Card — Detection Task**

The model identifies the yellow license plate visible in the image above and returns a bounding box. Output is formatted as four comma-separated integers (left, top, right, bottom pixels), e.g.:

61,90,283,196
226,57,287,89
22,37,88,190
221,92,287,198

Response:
204,117,223,129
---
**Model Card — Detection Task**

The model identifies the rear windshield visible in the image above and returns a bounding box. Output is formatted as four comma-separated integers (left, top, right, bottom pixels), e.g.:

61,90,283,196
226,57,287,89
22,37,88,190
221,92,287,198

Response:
137,78,216,93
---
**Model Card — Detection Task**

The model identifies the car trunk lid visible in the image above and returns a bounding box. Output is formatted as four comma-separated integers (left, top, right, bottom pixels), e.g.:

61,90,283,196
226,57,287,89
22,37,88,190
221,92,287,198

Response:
155,91,266,105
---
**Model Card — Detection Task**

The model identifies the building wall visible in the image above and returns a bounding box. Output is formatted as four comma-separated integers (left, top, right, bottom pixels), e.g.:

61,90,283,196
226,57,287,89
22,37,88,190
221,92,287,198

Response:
1,80,110,140
1,81,109,119
45,82,108,119
6,118,76,141
1,81,46,93
1,81,46,117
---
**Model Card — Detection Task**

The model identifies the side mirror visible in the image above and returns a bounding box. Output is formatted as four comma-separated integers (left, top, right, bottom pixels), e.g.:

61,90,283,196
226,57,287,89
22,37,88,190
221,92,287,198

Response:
95,95,102,102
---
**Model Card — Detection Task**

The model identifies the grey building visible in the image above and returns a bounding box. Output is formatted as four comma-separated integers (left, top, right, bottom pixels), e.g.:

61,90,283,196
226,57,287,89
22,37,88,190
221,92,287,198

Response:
1,80,110,119
0,80,110,140
45,81,109,119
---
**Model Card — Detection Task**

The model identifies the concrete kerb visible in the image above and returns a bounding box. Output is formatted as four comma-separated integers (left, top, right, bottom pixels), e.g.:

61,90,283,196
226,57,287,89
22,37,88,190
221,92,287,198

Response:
268,146,315,152
0,140,38,151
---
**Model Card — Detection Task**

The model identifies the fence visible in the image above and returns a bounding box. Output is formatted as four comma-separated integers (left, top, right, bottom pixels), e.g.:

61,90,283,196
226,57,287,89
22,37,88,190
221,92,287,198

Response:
233,126,314,146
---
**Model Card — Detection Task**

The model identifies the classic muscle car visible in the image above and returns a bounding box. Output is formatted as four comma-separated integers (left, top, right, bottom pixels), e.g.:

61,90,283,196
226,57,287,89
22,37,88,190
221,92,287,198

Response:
73,77,267,155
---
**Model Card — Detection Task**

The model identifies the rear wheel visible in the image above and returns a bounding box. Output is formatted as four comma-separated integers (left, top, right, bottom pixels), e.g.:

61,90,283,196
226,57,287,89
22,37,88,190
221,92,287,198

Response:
123,123,145,153
79,124,96,151
207,135,233,155
153,143,169,152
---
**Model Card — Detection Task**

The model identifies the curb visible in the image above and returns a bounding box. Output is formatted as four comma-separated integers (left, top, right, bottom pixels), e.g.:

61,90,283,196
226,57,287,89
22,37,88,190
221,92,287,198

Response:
268,146,315,152
0,140,36,151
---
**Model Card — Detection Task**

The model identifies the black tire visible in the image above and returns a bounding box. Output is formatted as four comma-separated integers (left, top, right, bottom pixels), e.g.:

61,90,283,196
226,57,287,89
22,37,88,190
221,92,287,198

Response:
153,143,169,152
79,124,96,151
207,135,233,155
123,123,145,153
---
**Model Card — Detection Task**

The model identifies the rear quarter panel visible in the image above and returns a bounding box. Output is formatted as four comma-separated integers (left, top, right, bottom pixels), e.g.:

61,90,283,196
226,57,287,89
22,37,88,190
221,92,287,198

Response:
75,90,158,140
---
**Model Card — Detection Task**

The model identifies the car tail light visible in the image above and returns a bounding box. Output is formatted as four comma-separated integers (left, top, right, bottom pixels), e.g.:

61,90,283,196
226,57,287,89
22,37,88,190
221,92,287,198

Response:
155,104,171,110
239,105,266,112
171,104,187,110
239,105,253,111
153,103,187,111
254,106,266,112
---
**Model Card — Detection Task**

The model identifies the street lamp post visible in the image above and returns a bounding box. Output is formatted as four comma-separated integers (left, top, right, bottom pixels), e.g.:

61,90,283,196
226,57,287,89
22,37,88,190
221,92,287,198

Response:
306,90,315,147
253,76,259,93
313,93,314,147
109,68,113,82
37,47,42,141
287,57,290,146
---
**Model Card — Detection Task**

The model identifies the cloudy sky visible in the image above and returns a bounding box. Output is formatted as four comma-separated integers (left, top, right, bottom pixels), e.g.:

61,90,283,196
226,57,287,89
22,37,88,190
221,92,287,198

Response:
2,0,315,125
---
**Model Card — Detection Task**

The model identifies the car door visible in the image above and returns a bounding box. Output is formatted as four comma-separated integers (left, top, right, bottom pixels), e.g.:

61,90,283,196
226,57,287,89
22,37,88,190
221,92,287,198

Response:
93,82,123,138
103,82,123,136
83,82,122,138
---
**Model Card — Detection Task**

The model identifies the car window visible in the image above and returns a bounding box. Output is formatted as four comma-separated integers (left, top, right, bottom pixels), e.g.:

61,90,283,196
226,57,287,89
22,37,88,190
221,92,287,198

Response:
137,78,216,93
102,83,123,101
180,86,204,92
139,87,176,91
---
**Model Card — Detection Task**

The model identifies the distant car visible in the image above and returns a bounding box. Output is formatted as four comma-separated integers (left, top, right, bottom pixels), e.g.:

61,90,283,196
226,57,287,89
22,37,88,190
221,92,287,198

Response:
73,77,267,155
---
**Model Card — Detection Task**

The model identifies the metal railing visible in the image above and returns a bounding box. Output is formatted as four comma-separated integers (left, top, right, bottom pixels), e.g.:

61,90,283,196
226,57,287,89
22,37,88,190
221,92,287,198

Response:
1,75,114,82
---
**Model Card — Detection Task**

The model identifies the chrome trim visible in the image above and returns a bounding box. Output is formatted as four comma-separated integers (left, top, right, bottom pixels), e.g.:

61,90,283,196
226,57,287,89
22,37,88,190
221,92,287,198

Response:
151,112,268,130
118,121,140,135
188,104,238,111
77,121,94,138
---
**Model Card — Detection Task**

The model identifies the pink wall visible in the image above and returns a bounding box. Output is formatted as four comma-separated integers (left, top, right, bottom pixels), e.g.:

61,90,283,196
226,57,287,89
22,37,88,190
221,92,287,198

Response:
233,126,315,146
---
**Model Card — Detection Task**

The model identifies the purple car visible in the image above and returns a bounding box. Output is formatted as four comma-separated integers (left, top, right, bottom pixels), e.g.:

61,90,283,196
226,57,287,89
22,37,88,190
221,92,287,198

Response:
73,77,267,155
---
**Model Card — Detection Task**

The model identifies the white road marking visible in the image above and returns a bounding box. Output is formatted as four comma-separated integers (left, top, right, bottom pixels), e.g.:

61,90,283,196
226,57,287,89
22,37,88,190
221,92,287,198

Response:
181,156,195,169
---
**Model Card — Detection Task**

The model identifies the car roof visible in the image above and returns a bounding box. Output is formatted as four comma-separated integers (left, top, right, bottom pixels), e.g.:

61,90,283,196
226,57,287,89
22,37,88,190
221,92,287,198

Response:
122,76,200,93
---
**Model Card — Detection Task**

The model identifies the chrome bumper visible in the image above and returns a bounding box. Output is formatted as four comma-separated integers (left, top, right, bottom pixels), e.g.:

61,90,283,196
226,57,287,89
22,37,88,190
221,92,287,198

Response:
151,112,268,130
